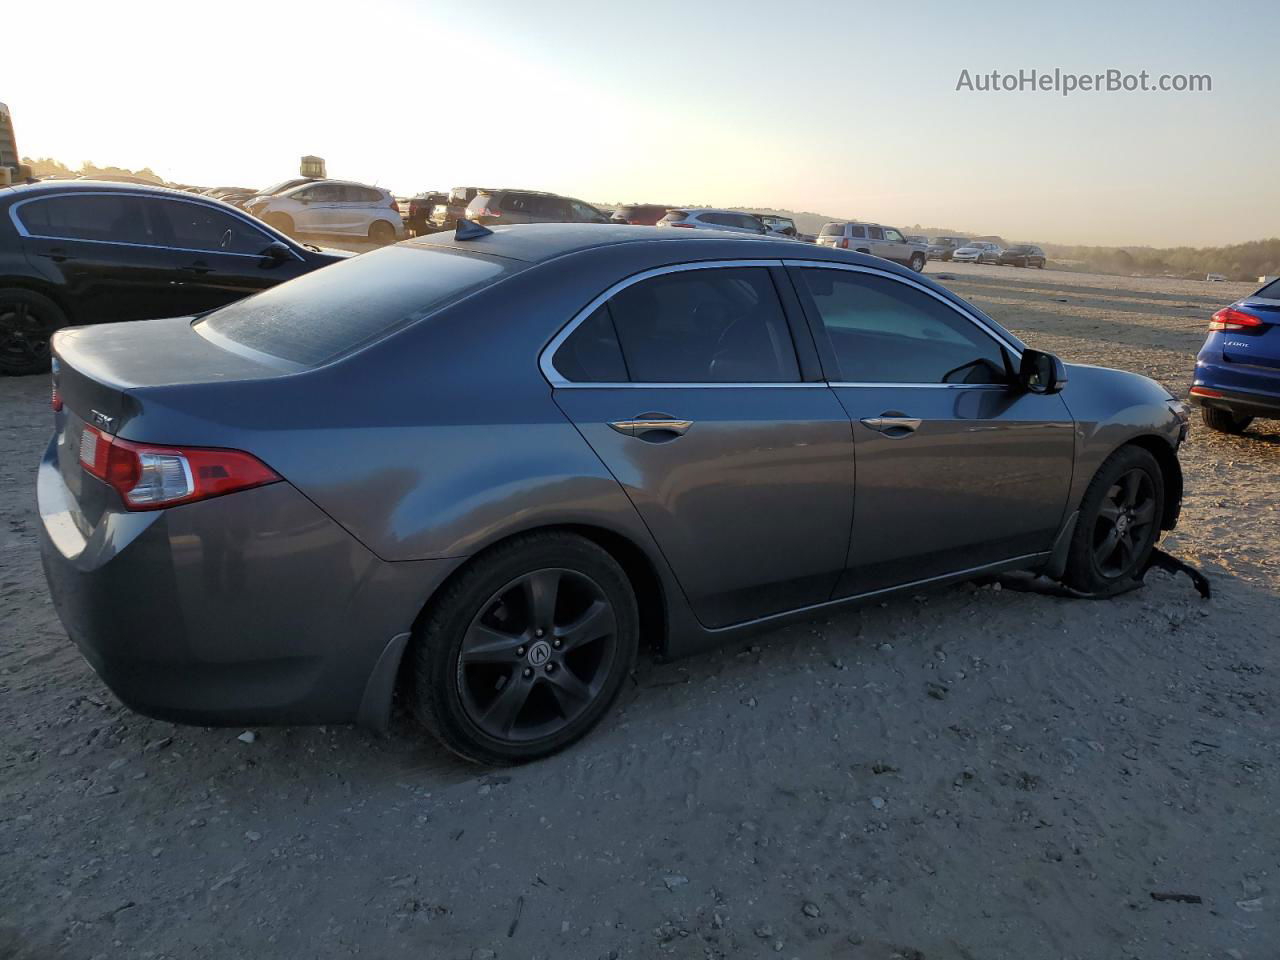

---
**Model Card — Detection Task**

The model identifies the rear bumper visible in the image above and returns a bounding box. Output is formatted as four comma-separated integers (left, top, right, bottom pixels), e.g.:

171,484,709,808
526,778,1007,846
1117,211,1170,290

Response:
1189,384,1280,419
38,439,461,726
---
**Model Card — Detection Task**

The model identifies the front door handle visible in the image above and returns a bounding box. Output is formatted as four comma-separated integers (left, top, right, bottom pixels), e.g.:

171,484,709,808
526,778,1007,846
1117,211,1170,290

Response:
608,415,693,439
40,248,75,262
181,261,212,275
860,414,922,434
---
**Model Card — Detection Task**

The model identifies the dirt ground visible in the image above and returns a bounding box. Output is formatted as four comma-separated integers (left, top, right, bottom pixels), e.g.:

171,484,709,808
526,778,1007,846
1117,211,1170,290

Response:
1,263,1276,960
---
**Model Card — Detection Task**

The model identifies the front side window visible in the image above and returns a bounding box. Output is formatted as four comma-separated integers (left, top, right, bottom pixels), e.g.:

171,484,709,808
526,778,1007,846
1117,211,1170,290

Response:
17,194,159,246
149,199,272,254
570,200,604,222
598,267,799,383
883,228,905,242
798,268,1007,385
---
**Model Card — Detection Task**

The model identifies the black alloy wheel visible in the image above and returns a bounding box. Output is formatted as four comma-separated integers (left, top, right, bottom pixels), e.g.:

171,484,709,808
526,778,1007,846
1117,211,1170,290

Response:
1090,469,1158,579
0,289,66,376
456,568,620,743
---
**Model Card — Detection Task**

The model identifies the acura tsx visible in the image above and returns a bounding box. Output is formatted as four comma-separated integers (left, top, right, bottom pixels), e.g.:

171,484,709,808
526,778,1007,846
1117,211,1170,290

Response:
38,223,1188,763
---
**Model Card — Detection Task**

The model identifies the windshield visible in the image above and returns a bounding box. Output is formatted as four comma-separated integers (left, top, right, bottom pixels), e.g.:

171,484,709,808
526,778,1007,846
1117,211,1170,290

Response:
197,246,509,367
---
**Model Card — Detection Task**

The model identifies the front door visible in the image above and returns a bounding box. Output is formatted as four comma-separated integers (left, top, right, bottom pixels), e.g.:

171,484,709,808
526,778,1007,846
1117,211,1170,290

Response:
789,262,1076,596
546,262,855,628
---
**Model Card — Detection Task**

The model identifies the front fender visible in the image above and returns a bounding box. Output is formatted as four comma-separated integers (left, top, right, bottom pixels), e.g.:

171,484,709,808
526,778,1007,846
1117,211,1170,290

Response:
1058,363,1184,523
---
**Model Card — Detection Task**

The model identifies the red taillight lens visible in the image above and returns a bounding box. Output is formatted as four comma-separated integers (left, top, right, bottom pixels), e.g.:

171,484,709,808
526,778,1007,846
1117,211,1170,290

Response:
840,238,849,249
1209,306,1264,331
1189,386,1225,399
390,198,400,210
78,426,280,510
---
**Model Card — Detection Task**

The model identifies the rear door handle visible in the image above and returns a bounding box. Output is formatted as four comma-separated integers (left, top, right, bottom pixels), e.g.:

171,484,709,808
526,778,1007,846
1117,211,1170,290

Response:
40,248,75,262
608,416,693,439
181,261,212,275
860,415,922,434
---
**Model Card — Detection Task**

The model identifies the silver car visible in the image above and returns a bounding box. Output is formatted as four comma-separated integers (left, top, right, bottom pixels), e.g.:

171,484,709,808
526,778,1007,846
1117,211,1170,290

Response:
656,209,768,234
952,242,1002,264
816,221,929,272
246,180,405,245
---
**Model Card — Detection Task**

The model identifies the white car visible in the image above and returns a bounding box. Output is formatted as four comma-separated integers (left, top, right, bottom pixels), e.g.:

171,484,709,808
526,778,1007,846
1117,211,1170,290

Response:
951,242,1002,264
656,208,768,235
246,180,405,245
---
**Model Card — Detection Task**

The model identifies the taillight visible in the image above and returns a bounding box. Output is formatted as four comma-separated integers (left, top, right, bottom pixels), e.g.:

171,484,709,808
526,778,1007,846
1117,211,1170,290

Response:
390,198,400,210
1209,306,1264,331
840,238,849,249
78,426,279,510
51,357,62,412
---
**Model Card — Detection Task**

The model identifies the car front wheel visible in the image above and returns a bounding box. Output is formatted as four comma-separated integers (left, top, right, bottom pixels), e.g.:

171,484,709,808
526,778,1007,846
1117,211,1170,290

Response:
369,220,396,245
1200,405,1253,434
1063,446,1164,593
411,531,639,764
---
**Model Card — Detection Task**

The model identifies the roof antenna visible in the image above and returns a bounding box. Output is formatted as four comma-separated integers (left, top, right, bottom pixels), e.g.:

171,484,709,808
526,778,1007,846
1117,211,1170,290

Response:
455,218,493,241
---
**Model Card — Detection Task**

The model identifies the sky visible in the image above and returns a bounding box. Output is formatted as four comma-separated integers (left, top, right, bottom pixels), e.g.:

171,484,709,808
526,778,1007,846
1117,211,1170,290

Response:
4,0,1276,247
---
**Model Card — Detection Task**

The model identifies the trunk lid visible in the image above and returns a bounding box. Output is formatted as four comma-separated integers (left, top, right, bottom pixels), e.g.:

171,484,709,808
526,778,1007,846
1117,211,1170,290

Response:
1221,298,1280,370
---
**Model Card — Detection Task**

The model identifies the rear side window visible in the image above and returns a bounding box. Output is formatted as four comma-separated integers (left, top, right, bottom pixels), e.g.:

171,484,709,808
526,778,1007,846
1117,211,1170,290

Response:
551,304,628,382
197,246,508,367
604,267,799,383
798,268,1006,384
848,225,867,239
16,194,159,245
500,193,534,214
659,210,688,223
1256,278,1280,299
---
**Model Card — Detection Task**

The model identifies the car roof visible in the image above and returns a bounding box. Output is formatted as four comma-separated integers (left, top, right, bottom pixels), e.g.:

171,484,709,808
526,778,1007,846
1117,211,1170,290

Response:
675,208,760,216
410,222,900,267
0,179,233,204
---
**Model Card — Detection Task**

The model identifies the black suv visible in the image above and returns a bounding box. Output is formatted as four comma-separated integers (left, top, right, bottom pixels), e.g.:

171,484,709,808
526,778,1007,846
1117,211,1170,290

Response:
0,181,347,375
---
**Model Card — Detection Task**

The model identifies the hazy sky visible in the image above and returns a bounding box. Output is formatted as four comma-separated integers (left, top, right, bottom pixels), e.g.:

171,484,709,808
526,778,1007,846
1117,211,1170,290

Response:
6,0,1276,246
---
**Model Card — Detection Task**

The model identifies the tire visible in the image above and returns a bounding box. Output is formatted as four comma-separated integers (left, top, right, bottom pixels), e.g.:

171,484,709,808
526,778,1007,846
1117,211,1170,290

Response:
1036,261,1045,269
909,253,926,272
369,220,396,245
0,288,68,376
411,531,639,764
1063,446,1165,593
1200,405,1252,434
265,213,294,237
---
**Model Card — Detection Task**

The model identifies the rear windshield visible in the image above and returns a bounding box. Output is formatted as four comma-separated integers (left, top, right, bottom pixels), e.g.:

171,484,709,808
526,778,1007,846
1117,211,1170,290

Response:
819,223,845,237
196,246,508,367
1255,278,1280,299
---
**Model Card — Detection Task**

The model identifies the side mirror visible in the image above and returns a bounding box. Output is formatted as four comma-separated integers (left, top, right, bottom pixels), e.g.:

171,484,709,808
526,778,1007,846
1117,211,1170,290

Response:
261,241,292,263
1017,348,1068,395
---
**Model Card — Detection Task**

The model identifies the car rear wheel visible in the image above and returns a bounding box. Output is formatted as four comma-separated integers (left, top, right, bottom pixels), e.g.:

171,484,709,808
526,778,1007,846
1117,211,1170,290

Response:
1200,405,1253,434
0,288,68,376
411,531,639,764
369,221,396,245
909,253,926,272
1063,446,1164,593
265,213,294,237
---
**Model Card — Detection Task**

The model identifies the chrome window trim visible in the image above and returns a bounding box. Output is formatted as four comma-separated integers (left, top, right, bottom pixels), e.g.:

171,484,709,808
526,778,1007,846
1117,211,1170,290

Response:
7,190,304,262
782,258,1023,362
539,259,807,388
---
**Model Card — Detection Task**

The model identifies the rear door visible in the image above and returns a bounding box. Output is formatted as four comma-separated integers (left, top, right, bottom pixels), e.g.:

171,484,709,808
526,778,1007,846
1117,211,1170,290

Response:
788,261,1075,596
546,261,855,628
14,192,193,322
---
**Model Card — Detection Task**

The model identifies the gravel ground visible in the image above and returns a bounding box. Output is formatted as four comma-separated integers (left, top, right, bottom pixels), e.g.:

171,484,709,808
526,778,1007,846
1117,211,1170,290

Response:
1,263,1277,960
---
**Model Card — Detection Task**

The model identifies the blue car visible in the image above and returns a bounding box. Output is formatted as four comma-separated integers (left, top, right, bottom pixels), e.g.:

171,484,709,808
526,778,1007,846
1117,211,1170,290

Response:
1191,277,1280,433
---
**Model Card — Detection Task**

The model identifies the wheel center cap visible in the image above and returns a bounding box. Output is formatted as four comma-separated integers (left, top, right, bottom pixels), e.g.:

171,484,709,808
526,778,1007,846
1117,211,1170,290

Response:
527,640,552,666
1116,514,1130,532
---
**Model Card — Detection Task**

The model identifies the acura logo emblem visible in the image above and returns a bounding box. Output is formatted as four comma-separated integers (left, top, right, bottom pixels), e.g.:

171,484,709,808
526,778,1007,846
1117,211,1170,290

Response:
527,640,552,666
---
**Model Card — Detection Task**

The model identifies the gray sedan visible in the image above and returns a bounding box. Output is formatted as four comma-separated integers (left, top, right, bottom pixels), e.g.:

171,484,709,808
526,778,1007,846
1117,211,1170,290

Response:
38,223,1188,763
